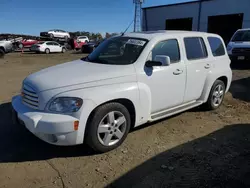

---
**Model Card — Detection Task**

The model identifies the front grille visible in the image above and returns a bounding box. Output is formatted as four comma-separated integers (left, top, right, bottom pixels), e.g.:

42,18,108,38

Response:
232,47,250,54
22,84,39,109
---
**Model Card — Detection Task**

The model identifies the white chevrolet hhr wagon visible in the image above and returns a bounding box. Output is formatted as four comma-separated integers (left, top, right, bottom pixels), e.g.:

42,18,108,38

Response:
12,31,232,152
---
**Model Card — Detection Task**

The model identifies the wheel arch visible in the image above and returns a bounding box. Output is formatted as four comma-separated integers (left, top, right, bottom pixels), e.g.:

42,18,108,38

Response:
0,46,5,53
86,98,136,130
200,74,230,102
217,76,228,89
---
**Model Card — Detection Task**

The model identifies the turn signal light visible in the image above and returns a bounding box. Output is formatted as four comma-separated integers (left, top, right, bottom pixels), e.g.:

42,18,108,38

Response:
74,121,79,131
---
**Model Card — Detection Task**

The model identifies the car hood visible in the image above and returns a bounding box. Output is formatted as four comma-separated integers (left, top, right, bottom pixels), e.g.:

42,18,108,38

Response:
229,41,250,48
24,59,136,92
0,41,11,45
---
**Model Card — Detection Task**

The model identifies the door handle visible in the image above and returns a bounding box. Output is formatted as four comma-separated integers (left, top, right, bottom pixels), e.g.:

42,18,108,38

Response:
204,64,210,69
173,69,183,75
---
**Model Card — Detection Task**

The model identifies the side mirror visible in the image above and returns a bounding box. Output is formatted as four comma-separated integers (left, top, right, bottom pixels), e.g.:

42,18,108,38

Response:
145,60,162,67
145,55,171,67
154,55,171,66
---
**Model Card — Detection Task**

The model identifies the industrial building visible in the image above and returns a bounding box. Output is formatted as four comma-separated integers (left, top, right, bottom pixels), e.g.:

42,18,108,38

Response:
142,0,250,43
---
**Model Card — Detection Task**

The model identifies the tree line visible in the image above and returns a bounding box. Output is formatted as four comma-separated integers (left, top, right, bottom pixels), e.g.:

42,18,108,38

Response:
69,31,120,41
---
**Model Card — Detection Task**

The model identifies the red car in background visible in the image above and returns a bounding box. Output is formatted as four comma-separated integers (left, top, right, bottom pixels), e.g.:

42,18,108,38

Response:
19,39,39,49
74,39,86,50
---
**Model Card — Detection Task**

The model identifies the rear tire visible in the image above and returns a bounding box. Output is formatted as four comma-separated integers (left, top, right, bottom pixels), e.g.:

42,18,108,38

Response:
45,48,50,54
62,47,66,53
0,48,5,58
86,102,131,153
204,80,225,110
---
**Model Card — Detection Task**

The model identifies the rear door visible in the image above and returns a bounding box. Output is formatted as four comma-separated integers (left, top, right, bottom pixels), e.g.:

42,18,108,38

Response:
182,36,212,102
46,42,55,52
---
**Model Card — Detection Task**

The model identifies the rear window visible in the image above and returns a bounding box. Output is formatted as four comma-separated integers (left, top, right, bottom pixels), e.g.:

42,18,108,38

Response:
184,37,208,60
207,37,225,56
37,42,45,44
232,30,250,42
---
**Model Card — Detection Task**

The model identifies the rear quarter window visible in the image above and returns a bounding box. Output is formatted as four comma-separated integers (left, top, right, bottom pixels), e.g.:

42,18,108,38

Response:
207,37,225,57
184,37,208,60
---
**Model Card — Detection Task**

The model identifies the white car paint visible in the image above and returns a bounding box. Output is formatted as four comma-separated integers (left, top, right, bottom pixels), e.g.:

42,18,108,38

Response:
0,40,13,53
77,36,89,43
48,30,70,39
30,41,65,53
12,30,232,147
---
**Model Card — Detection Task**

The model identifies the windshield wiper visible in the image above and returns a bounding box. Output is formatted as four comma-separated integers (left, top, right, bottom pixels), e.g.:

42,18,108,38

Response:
96,59,110,64
81,55,90,62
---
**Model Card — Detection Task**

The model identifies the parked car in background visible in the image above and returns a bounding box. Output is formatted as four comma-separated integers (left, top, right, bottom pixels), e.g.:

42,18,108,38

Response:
30,41,66,54
12,31,232,153
74,39,86,51
227,28,250,61
40,29,70,40
0,40,13,57
81,39,103,53
77,36,89,43
19,39,39,49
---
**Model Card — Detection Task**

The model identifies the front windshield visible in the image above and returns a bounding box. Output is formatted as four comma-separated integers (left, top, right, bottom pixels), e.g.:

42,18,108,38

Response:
232,30,250,42
82,36,148,65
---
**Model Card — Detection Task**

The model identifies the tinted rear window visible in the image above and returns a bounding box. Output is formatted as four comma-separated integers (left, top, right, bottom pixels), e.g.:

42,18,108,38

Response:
184,37,208,60
207,37,225,56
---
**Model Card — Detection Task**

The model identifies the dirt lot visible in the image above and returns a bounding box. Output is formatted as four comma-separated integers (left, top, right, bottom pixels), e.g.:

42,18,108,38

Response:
0,52,250,188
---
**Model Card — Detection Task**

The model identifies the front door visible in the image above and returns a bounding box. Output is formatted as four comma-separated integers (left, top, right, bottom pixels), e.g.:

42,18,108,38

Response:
52,42,61,52
138,38,186,114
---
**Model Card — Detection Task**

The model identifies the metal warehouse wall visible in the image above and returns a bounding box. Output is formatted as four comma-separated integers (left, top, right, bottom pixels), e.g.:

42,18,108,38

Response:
199,0,250,31
142,2,200,31
142,0,250,31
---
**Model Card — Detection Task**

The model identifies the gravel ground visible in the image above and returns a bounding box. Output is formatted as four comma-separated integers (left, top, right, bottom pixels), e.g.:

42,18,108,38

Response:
0,52,250,188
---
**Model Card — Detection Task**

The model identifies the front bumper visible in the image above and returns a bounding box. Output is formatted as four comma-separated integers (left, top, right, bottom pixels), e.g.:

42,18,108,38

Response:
11,95,81,146
229,54,250,61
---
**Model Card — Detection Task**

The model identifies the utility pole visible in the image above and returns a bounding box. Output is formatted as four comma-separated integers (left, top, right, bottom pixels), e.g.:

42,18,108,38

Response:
133,0,144,32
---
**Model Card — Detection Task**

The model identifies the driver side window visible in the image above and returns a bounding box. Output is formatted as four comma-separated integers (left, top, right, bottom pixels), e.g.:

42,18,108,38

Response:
151,39,180,63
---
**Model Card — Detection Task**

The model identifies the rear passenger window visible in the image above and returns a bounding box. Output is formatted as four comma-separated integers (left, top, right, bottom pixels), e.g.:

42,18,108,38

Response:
184,37,207,60
207,37,225,56
152,39,180,63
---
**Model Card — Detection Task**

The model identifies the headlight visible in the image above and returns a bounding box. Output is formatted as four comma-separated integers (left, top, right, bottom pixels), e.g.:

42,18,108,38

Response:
49,97,83,113
227,45,233,51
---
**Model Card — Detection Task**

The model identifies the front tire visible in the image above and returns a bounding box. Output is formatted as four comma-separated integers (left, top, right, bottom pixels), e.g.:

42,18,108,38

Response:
62,47,66,53
204,80,225,110
86,102,131,153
